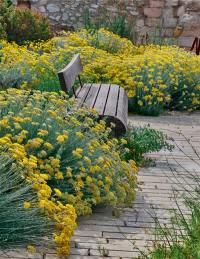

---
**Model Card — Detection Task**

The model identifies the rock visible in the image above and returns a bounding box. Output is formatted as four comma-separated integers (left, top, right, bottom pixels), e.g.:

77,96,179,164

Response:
62,13,69,21
46,4,60,13
149,0,165,8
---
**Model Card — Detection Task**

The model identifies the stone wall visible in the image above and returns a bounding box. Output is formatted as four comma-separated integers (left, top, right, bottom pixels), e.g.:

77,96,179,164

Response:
13,0,200,48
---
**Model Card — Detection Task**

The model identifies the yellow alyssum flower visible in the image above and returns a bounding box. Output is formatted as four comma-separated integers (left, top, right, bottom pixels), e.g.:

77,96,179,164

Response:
54,188,62,197
56,134,68,144
75,131,84,139
44,142,53,150
55,171,64,180
27,245,36,254
0,118,9,128
37,129,49,137
26,138,43,149
72,148,83,158
23,201,31,209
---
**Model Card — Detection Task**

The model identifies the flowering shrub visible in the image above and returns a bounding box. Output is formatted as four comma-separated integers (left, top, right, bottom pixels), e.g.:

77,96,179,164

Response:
0,29,199,115
0,89,138,256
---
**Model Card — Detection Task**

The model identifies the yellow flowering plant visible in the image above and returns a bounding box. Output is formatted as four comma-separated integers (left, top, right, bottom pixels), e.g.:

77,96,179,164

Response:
0,89,138,256
0,29,199,115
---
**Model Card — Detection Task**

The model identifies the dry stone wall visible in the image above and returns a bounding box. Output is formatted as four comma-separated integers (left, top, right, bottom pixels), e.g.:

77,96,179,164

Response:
13,0,200,48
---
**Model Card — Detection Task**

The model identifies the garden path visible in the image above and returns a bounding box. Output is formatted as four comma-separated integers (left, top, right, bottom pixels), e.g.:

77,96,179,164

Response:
1,112,200,259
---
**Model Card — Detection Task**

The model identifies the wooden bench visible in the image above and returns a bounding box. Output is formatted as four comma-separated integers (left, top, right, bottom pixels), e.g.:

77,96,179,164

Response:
58,54,128,136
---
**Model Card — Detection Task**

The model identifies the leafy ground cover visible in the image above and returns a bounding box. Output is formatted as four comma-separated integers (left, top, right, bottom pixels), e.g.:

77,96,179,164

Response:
0,29,199,115
123,126,174,166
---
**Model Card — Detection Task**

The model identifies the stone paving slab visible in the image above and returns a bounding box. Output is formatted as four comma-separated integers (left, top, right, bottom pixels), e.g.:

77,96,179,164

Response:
2,112,200,259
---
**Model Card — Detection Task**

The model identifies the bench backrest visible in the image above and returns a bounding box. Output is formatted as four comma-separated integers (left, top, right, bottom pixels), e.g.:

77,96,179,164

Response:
58,54,83,93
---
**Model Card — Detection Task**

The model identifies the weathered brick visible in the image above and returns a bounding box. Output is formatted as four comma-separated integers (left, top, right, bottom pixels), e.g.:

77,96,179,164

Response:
177,5,185,17
181,27,200,37
163,7,174,18
144,7,162,18
150,0,165,8
165,0,179,7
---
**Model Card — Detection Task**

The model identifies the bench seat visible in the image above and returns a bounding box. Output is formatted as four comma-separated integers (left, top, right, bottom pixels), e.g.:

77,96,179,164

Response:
76,83,127,134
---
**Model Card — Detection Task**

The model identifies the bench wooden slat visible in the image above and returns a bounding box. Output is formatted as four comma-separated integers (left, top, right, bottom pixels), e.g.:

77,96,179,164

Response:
116,87,128,130
76,83,92,106
104,84,120,117
93,84,111,114
84,84,101,108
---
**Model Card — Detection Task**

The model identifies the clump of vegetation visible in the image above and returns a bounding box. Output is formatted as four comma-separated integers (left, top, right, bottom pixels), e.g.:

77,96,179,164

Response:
0,0,52,44
84,8,136,42
6,7,52,44
123,126,174,166
138,175,200,259
0,88,138,256
1,29,199,115
0,153,54,251
0,0,11,39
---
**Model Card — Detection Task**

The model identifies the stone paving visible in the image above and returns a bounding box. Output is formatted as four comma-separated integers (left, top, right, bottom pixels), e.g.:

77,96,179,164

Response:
1,112,200,259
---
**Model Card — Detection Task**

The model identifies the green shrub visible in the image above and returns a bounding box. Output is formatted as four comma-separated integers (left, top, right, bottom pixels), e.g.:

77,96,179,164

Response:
6,7,52,44
123,126,174,166
0,0,11,40
84,8,136,42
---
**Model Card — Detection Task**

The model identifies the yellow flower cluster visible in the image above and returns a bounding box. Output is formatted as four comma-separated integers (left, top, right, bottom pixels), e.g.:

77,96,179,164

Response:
0,89,138,256
1,29,199,114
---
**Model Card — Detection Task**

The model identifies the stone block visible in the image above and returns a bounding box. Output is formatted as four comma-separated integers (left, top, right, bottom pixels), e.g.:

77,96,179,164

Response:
177,5,185,17
46,4,60,13
165,0,179,6
62,12,69,21
136,18,145,28
144,7,162,18
150,0,165,8
163,8,174,18
181,27,200,37
38,6,46,13
163,17,178,28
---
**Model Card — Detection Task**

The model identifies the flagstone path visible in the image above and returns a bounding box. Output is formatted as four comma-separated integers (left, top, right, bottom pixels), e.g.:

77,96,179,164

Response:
1,112,200,259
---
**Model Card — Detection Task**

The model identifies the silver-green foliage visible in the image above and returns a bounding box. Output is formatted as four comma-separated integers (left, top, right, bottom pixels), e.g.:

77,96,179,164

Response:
0,154,54,250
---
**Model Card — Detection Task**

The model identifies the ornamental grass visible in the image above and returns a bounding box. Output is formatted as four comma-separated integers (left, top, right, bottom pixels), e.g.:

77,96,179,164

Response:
0,29,199,115
0,89,138,256
0,154,54,251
